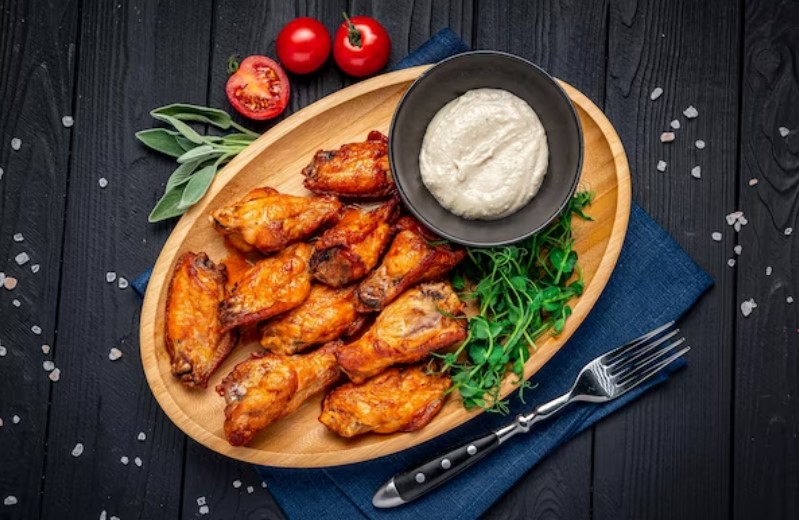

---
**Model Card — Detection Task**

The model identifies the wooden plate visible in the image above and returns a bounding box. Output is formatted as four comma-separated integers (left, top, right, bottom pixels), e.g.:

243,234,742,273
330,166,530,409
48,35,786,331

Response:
140,66,631,468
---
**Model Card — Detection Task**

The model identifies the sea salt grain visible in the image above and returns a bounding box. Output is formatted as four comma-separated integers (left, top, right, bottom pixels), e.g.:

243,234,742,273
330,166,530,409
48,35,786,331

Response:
106,272,117,283
695,139,706,149
108,348,122,361
233,479,242,489
0,345,6,357
4,496,17,506
100,511,107,520
734,245,742,255
10,138,21,151
199,505,209,515
41,344,50,354
660,132,676,143
788,296,794,304
670,119,681,130
657,160,667,172
31,325,42,335
749,178,759,186
12,415,20,424
120,456,129,465
0,167,4,180
12,233,23,242
12,299,20,308
740,298,757,317
246,486,254,494
71,443,84,457
691,166,701,179
137,432,146,441
62,116,74,128
43,361,55,372
684,105,699,118
31,264,39,274
650,87,663,100
779,126,790,137
727,259,735,267
196,497,206,506
118,277,129,289
726,211,744,226
766,266,772,276
711,232,722,242
785,227,793,236
134,457,142,467
110,516,120,520
261,481,267,488
49,368,61,382
98,177,108,188
15,252,30,266
4,276,17,290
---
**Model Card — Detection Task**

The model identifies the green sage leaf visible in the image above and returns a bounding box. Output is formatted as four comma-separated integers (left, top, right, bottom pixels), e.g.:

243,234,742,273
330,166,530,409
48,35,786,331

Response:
165,160,201,191
148,184,188,223
151,103,233,129
151,114,206,144
176,145,221,164
177,164,217,210
135,129,186,157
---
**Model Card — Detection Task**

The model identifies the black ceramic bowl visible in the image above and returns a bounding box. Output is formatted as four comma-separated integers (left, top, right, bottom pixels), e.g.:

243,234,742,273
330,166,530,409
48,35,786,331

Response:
389,51,583,247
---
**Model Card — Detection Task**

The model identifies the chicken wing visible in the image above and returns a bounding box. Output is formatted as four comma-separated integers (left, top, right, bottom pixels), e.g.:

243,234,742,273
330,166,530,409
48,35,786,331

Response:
217,345,340,446
219,243,313,332
260,284,366,355
164,252,238,388
356,216,465,312
210,187,341,254
302,131,394,198
336,282,467,383
310,198,399,287
319,365,451,437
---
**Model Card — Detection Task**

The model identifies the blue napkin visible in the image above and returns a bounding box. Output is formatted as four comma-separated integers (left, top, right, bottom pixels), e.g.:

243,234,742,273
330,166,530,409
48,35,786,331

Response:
134,29,713,519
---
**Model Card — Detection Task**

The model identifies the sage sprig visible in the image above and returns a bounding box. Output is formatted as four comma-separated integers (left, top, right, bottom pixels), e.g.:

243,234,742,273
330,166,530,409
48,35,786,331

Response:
136,103,259,222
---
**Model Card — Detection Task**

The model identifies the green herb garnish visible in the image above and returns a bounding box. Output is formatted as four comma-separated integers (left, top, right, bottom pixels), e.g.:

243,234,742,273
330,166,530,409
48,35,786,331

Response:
136,103,259,222
440,192,593,412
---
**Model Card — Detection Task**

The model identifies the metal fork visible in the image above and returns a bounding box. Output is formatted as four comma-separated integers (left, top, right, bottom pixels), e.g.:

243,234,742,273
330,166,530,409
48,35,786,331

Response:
372,321,689,508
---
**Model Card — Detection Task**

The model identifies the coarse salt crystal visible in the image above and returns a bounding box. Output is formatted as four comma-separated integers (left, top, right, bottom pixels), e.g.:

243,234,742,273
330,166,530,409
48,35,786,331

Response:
246,486,254,494
118,277,129,289
100,511,107,520
727,259,735,267
711,232,722,242
749,178,758,186
31,325,42,335
734,245,742,255
695,139,706,149
71,443,84,457
98,177,108,188
106,272,117,283
62,116,74,128
660,132,675,143
766,266,772,276
0,167,4,180
788,296,794,304
10,138,21,151
785,227,793,236
199,505,209,515
120,456,129,465
110,516,120,520
670,119,680,129
12,233,23,242
108,348,122,361
41,344,50,354
12,299,20,308
740,298,757,317
261,481,267,488
683,105,698,118
4,276,18,290
0,346,6,357
739,216,748,226
233,479,242,488
650,87,663,100
196,497,206,506
15,252,30,266
49,368,61,382
4,496,17,506
726,211,743,226
691,166,701,179
779,126,790,137
31,264,39,274
12,415,20,424
734,221,741,232
43,361,55,372
657,160,667,172
137,432,146,441
0,418,3,427
134,457,142,467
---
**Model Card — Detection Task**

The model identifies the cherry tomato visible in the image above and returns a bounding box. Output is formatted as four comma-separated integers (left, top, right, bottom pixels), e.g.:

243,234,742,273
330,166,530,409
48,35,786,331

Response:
333,13,391,77
276,17,331,74
225,56,290,120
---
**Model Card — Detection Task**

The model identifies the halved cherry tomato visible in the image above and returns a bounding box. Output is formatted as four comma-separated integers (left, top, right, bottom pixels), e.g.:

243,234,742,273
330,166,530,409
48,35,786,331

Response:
225,56,290,120
333,13,391,77
276,17,331,75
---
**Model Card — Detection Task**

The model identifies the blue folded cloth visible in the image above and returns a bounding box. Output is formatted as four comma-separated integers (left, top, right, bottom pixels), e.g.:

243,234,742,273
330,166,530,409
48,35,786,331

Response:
134,29,713,519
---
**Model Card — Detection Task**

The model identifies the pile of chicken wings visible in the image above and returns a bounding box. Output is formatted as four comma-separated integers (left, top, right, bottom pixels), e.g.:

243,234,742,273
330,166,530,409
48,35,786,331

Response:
163,132,468,447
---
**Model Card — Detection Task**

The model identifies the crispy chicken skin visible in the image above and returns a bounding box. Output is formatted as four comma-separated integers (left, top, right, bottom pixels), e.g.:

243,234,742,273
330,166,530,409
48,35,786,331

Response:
310,198,399,287
260,284,366,355
165,252,238,388
356,216,465,312
319,365,451,437
219,243,313,332
302,131,394,198
336,282,467,383
216,345,340,446
210,187,341,254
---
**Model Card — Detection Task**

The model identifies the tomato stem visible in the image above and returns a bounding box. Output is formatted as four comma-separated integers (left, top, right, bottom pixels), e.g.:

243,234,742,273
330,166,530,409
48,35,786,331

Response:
227,54,241,75
342,11,362,48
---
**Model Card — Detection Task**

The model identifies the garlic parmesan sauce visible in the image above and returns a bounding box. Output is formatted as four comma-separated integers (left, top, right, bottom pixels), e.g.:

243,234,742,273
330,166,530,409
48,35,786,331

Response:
419,88,549,220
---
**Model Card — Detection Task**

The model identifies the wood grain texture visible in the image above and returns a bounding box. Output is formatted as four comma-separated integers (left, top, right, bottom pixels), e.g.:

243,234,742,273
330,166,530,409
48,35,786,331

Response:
593,1,739,519
734,1,799,518
38,1,213,518
0,1,79,518
475,2,608,518
139,66,631,467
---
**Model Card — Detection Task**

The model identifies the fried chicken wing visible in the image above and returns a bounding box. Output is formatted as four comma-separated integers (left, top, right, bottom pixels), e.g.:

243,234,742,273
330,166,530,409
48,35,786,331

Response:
217,345,340,446
356,216,465,312
210,187,341,254
260,284,366,355
336,282,467,383
302,131,394,198
219,243,313,332
165,252,238,388
319,365,451,437
310,198,399,287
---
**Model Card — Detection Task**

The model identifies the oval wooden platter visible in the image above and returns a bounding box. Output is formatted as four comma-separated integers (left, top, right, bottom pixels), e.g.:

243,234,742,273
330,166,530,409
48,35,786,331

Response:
140,65,631,468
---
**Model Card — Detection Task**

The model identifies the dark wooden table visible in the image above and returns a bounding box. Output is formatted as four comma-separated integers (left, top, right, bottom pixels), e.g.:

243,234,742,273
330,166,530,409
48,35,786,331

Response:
1,0,797,518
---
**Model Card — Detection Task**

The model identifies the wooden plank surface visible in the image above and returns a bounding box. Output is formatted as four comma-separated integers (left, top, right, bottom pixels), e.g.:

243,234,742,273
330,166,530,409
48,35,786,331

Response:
734,1,799,518
593,0,739,518
37,1,213,518
473,1,608,518
0,1,80,518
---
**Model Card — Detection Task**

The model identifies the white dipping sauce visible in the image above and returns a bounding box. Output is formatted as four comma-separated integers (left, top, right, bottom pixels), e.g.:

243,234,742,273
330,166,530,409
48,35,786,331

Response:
419,88,549,220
